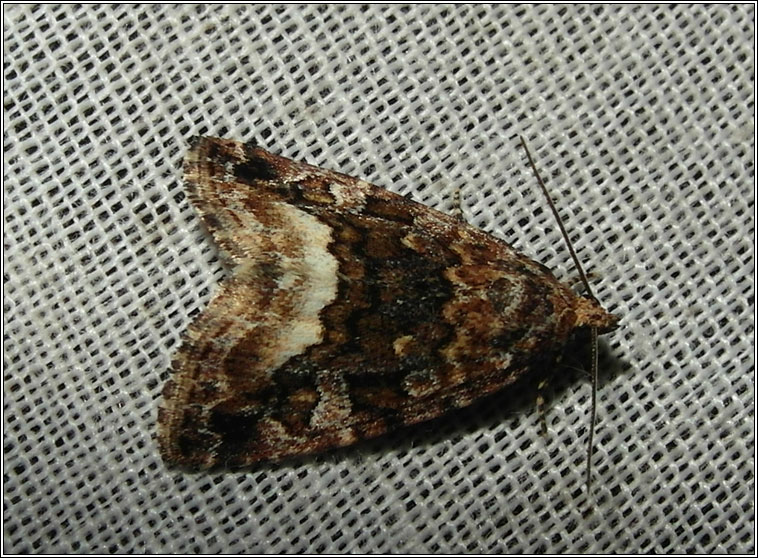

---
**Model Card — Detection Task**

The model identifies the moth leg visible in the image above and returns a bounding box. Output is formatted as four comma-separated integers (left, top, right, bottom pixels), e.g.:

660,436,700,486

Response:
450,187,465,222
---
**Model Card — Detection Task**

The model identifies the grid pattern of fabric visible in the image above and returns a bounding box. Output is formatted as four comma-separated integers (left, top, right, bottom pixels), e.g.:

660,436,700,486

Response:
4,4,754,553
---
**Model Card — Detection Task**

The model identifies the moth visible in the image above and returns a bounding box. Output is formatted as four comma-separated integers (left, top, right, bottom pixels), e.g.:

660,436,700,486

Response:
158,136,618,474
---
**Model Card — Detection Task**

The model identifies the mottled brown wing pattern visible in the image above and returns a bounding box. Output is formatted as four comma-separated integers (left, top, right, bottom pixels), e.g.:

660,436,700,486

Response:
157,136,617,470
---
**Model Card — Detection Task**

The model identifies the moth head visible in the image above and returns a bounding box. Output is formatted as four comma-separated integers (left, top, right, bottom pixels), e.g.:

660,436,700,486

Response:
573,295,619,333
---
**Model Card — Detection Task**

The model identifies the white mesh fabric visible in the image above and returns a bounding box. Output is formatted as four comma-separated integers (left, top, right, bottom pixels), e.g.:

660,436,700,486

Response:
3,4,754,553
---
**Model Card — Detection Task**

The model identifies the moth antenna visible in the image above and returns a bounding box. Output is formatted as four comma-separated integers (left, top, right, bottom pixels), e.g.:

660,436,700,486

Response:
518,135,600,495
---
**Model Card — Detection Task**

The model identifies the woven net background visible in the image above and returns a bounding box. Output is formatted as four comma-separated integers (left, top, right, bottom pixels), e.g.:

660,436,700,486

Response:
3,4,754,553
